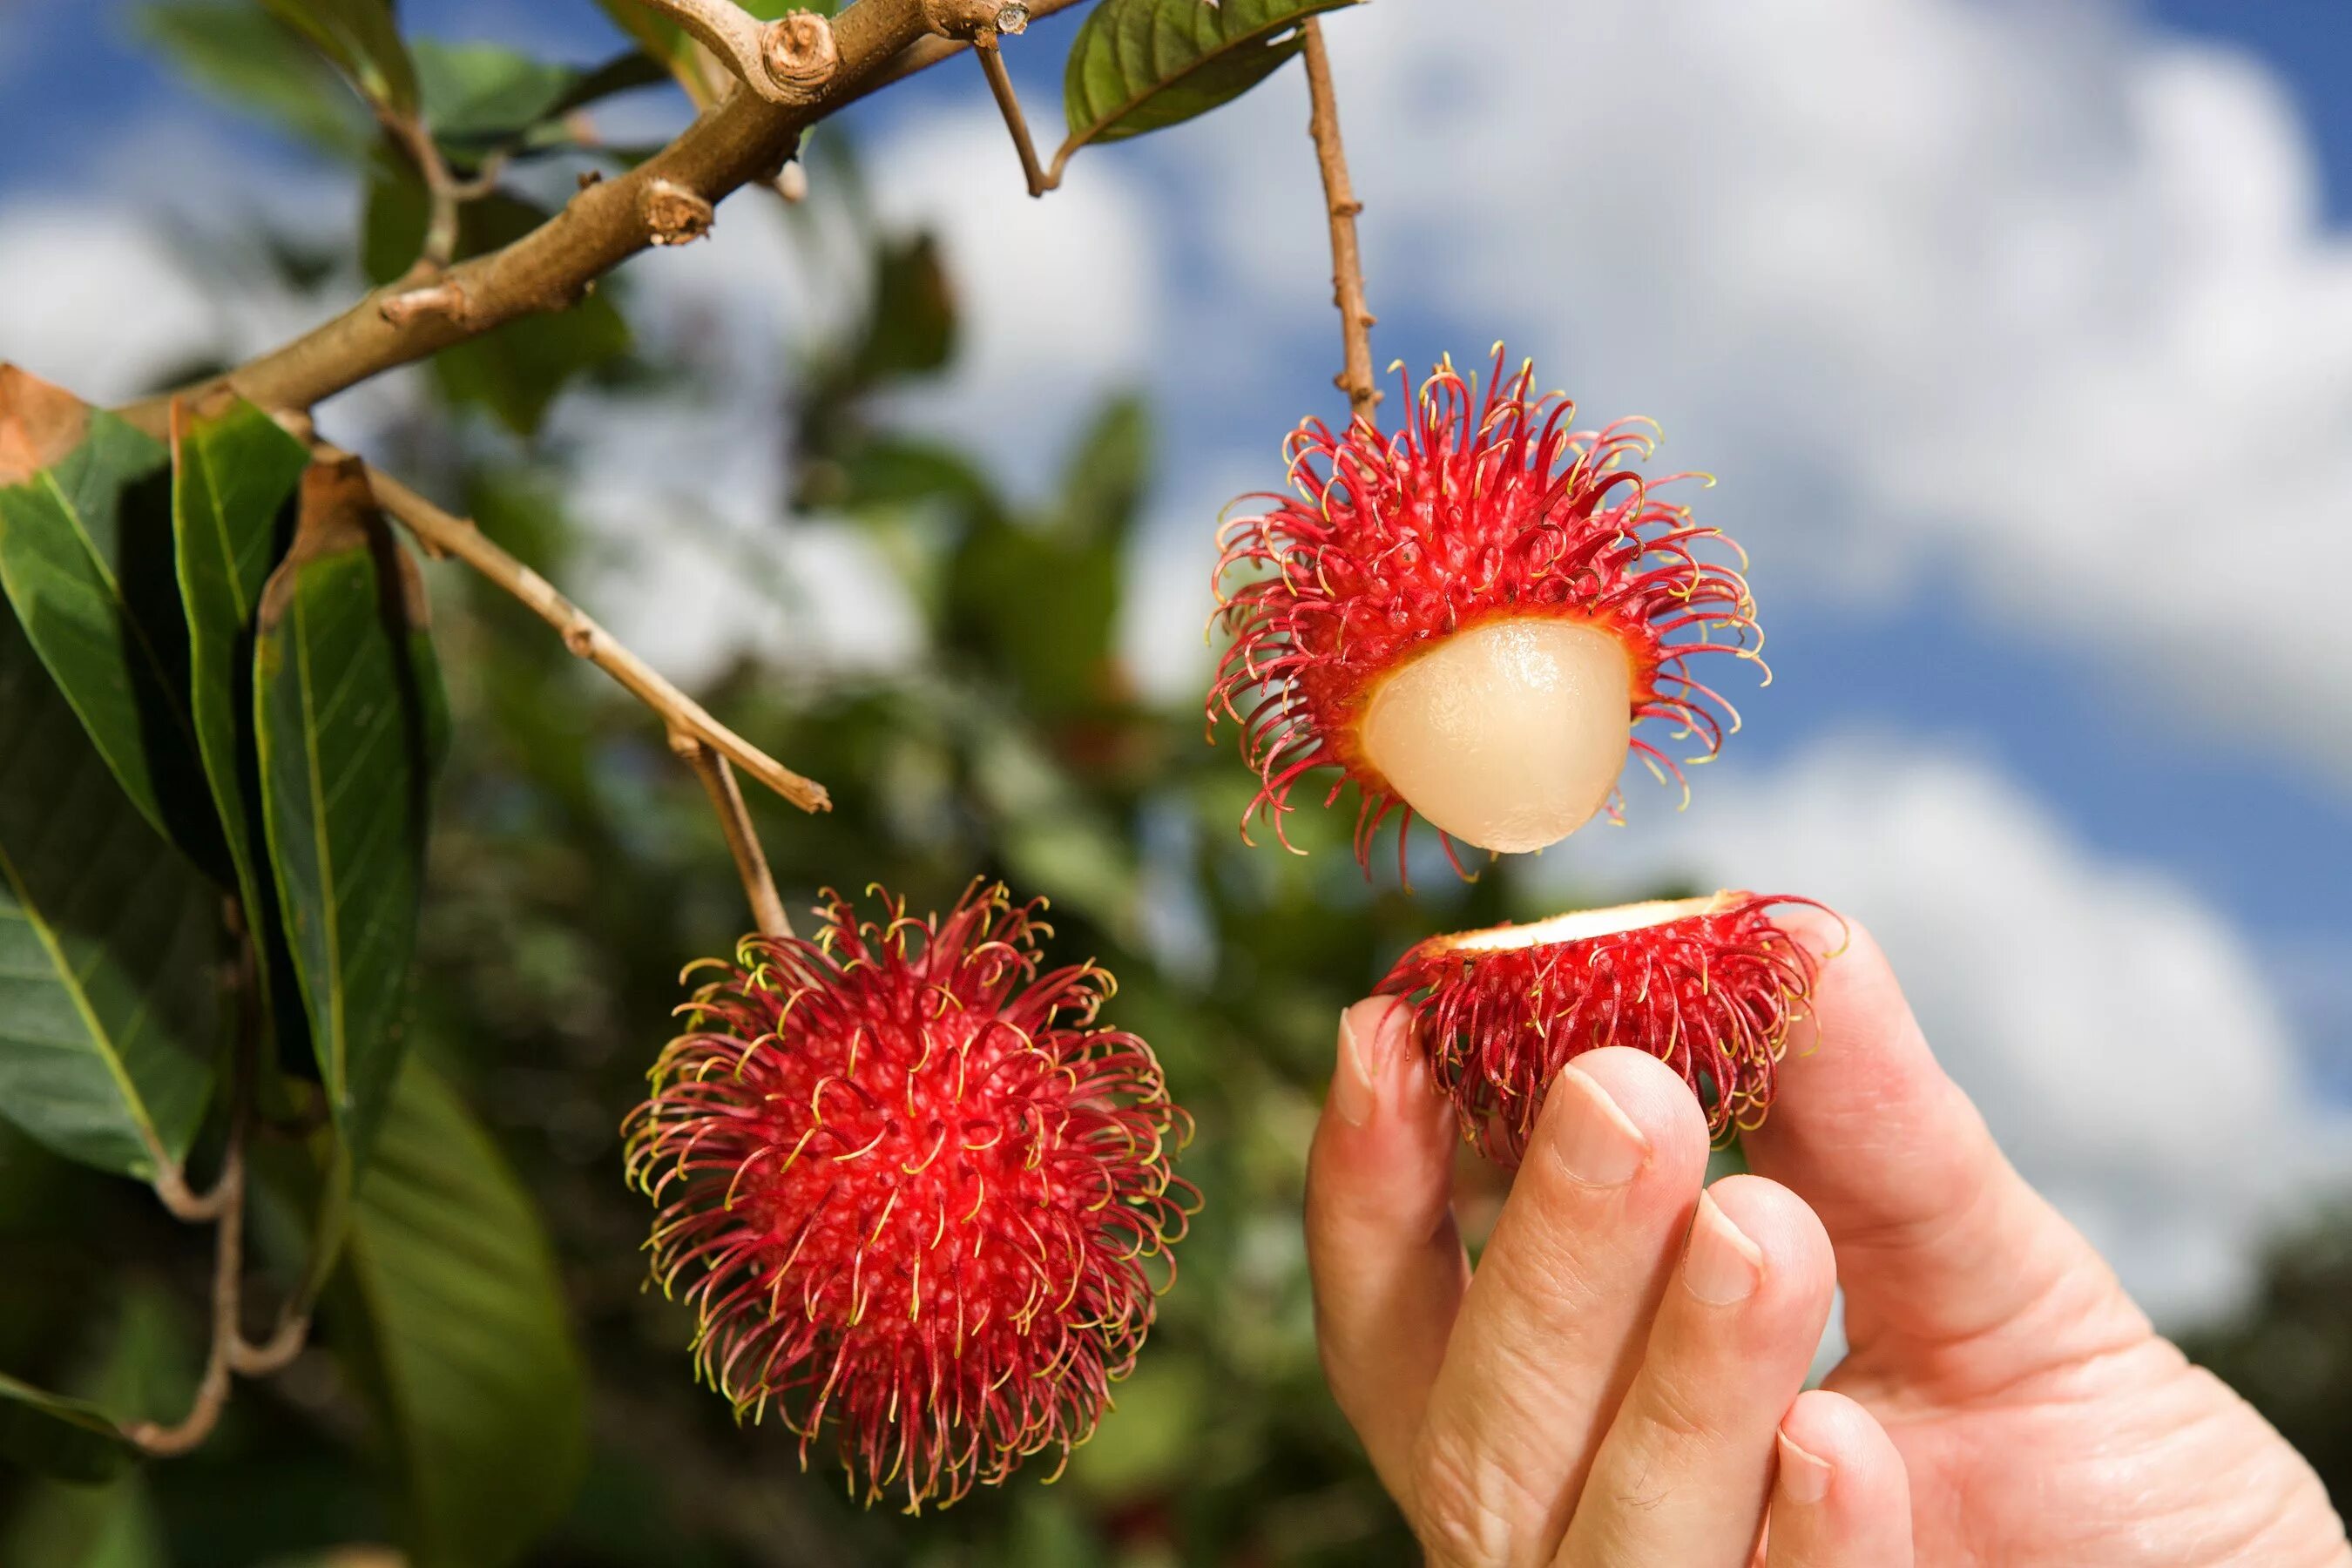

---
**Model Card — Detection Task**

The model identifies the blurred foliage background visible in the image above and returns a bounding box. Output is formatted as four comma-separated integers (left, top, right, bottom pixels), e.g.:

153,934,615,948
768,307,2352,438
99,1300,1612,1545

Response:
0,3,2345,1565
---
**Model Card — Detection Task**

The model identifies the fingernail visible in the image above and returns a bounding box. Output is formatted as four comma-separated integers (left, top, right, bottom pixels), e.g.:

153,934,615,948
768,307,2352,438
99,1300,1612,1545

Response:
1550,1068,1647,1186
1777,1429,1832,1504
1683,1192,1763,1305
1331,1007,1386,1127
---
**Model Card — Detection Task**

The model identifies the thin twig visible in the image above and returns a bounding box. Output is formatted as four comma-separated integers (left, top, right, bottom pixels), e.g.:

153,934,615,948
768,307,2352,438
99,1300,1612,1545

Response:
671,731,792,938
123,946,309,1453
1300,17,1379,424
379,111,476,274
331,449,831,815
974,38,1052,197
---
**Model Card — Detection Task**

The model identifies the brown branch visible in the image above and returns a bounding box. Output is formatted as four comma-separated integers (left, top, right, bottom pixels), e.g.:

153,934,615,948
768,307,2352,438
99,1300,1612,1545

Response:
1300,17,1379,424
671,731,792,938
118,0,992,436
335,450,830,815
974,37,1052,197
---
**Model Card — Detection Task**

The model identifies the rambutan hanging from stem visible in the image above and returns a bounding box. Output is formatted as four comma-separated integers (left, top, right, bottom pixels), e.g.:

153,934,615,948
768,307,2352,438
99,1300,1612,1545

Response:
624,881,1196,1511
1209,348,1765,873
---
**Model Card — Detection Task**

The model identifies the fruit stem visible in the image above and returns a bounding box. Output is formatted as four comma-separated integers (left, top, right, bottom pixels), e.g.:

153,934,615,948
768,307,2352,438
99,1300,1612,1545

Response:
1301,17,1380,426
672,730,794,939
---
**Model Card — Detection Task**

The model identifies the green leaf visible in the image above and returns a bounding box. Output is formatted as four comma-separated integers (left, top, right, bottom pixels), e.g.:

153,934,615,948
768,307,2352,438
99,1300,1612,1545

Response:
0,585,221,1181
333,1058,587,1568
0,1374,140,1485
0,1288,193,1554
848,233,956,386
0,367,232,880
170,395,311,1055
139,2,370,159
947,397,1146,717
411,41,663,160
362,180,633,436
258,0,418,112
255,459,448,1176
1060,0,1357,159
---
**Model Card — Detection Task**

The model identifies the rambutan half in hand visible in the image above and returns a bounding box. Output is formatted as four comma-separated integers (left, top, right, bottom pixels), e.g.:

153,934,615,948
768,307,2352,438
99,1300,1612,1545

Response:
624,881,1196,1511
1210,348,1763,874
1377,893,1828,1163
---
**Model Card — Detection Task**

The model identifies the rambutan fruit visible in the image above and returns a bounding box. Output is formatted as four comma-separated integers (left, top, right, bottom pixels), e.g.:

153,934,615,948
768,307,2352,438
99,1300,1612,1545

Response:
623,881,1196,1511
1377,893,1827,1163
1209,348,1762,873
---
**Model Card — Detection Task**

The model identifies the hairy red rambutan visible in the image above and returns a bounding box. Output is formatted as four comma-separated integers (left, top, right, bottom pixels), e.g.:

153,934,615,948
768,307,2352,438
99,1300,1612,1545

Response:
623,881,1195,1511
1377,893,1828,1163
1209,348,1763,874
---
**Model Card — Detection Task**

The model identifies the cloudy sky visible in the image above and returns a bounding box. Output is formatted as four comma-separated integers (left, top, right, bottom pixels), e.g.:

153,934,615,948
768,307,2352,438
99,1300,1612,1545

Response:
3,0,2349,1328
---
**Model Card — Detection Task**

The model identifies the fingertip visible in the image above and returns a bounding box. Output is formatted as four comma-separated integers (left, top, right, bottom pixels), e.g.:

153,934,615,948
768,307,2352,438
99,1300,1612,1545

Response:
1547,1045,1713,1183
1769,1389,1914,1566
1704,1174,1836,1308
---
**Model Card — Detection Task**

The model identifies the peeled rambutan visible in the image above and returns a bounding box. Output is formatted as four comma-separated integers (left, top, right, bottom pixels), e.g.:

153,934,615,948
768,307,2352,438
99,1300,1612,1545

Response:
1209,348,1762,872
623,881,1195,1511
1377,893,1826,1163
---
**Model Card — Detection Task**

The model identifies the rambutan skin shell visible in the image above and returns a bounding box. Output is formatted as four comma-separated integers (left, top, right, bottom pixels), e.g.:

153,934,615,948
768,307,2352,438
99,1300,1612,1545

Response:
622,882,1197,1511
1208,347,1764,874
1376,895,1826,1164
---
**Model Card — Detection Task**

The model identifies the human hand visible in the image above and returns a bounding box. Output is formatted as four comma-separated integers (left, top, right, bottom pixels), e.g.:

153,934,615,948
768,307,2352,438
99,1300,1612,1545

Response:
1305,911,2352,1565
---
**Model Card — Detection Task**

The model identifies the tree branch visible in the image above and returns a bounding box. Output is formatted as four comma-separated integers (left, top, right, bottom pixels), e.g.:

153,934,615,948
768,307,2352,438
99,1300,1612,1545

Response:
335,449,830,815
1300,17,1379,424
671,731,792,938
118,0,967,435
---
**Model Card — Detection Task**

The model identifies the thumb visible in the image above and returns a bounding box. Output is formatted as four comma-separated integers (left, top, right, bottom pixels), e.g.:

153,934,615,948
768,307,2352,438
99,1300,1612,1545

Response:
1743,909,2150,1387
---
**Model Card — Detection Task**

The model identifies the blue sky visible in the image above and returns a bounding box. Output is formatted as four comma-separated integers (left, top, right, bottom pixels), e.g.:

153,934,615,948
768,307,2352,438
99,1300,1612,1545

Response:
2,0,2349,1322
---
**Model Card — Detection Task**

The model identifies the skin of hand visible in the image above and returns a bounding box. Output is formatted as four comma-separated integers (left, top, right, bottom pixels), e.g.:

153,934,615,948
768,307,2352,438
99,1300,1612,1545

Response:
1304,909,2352,1568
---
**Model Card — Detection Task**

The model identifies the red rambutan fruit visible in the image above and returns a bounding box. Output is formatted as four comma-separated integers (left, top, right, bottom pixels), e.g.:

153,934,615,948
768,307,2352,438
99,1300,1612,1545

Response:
622,881,1196,1511
1377,893,1828,1163
1209,348,1763,874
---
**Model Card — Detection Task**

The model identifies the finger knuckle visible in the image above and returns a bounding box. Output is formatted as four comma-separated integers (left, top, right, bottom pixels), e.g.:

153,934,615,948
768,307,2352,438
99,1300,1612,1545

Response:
1409,1427,1523,1567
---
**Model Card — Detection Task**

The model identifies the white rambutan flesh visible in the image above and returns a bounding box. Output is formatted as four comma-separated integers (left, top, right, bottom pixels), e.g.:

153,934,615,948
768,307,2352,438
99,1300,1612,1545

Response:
1359,616,1634,855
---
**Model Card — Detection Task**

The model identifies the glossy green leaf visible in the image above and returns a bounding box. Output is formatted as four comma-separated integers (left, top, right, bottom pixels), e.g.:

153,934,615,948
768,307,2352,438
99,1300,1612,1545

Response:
333,1058,587,1568
0,590,221,1181
362,181,633,436
171,395,310,1049
258,0,418,112
255,460,448,1175
0,1374,140,1485
139,2,369,158
0,367,231,880
1060,0,1357,159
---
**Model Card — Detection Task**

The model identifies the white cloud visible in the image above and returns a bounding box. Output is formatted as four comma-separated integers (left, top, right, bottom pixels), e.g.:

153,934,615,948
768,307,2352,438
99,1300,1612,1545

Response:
1170,0,2352,773
0,201,220,402
1538,737,2345,1328
867,104,1163,500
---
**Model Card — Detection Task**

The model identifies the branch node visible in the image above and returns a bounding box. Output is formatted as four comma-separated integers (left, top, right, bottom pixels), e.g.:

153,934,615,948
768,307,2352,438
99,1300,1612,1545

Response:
760,11,841,98
923,0,1010,40
642,179,716,247
379,279,471,328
